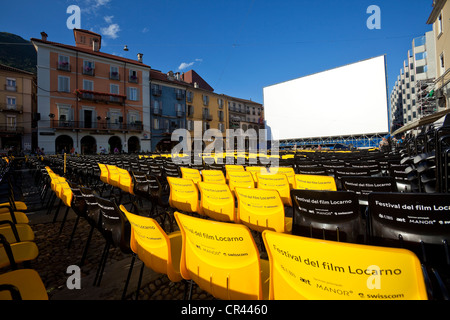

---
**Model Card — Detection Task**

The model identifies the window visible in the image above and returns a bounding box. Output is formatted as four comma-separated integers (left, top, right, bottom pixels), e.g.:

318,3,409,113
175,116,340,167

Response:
83,80,94,91
58,55,70,71
440,53,445,75
83,60,95,75
218,122,224,133
176,103,183,117
58,76,70,92
438,13,443,36
187,120,194,131
6,115,16,130
110,66,119,80
127,87,139,101
57,104,72,126
5,78,16,91
129,70,138,83
153,118,160,130
202,94,209,106
187,91,194,102
110,84,120,102
416,65,428,74
218,110,224,122
218,98,224,109
6,96,16,108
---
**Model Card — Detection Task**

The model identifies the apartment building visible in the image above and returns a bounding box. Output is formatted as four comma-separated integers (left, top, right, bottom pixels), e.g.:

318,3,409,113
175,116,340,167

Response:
150,70,187,152
31,29,151,154
0,64,36,154
390,31,436,131
427,0,450,112
183,70,228,151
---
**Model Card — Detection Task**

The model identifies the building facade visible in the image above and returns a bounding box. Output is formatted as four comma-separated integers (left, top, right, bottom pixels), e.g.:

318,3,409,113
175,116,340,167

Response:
150,70,187,152
390,31,436,131
428,0,450,112
0,64,36,154
31,29,151,154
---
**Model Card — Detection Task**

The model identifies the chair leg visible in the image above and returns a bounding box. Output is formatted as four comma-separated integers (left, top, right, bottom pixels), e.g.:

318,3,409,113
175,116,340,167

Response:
59,206,71,234
94,241,110,287
67,215,80,249
121,253,136,300
80,225,95,267
135,262,145,300
52,198,63,223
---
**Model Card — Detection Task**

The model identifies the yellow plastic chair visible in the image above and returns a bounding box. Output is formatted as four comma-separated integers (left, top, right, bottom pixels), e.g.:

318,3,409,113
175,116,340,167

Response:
225,164,245,182
180,167,202,185
0,269,48,300
198,182,236,222
257,173,292,207
98,163,109,184
106,165,120,188
119,205,183,283
201,170,226,184
0,209,29,224
0,234,39,269
227,171,255,196
0,222,35,244
245,166,269,181
262,230,428,300
167,177,199,214
294,174,337,191
117,167,134,195
174,211,270,300
235,187,292,233
269,167,296,189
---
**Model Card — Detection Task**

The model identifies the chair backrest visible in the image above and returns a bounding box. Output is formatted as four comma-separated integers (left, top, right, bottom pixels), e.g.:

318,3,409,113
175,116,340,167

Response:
132,171,149,198
225,164,245,181
180,167,202,184
79,186,102,226
201,169,226,184
269,167,296,189
245,166,269,181
174,211,268,300
167,177,199,213
117,167,134,194
257,173,292,207
198,182,236,222
294,174,337,191
67,181,87,216
98,163,109,184
106,164,120,187
341,176,397,205
95,196,131,253
368,192,450,265
291,189,364,243
262,230,428,300
235,187,288,233
227,171,255,196
119,205,182,282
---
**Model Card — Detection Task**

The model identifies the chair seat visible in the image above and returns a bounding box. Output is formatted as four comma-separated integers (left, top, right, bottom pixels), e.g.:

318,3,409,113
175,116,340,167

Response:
0,211,29,224
0,241,39,268
0,202,27,212
0,224,35,243
0,269,48,300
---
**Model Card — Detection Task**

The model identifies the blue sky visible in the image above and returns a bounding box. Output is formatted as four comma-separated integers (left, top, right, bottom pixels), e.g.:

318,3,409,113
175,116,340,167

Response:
1,0,434,105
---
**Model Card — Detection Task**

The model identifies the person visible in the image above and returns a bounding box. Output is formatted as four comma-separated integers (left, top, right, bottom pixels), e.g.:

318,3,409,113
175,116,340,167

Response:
99,146,106,154
114,147,119,154
379,138,389,152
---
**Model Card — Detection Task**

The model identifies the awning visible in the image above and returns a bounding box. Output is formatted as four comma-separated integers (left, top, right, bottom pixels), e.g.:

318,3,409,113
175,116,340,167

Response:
392,108,450,136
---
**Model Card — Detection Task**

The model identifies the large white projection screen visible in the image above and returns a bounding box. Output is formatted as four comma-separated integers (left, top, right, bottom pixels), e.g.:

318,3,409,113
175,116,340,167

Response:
263,55,389,141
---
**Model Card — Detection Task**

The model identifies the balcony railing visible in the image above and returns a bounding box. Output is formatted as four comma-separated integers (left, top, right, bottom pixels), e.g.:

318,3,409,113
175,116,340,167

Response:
0,103,23,113
0,126,24,134
74,89,126,105
203,114,213,121
57,62,71,72
82,67,95,76
129,75,138,83
110,72,120,81
50,120,143,131
4,84,17,92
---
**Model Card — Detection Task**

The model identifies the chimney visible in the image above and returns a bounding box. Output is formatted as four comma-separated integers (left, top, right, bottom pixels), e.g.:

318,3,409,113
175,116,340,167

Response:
40,32,48,41
137,53,143,63
92,39,100,52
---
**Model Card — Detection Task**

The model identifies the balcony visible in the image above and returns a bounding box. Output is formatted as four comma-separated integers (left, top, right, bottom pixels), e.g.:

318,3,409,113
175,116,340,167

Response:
50,120,143,132
0,103,23,113
176,110,185,118
57,62,71,72
203,114,213,121
0,126,24,134
152,106,163,115
176,92,184,100
152,88,162,96
110,72,120,81
129,75,138,83
82,67,95,76
4,84,17,92
74,89,126,105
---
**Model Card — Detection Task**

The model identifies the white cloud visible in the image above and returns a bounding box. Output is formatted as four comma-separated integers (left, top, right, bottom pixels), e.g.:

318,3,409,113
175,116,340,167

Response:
142,27,149,33
104,15,114,24
101,23,120,39
178,58,203,71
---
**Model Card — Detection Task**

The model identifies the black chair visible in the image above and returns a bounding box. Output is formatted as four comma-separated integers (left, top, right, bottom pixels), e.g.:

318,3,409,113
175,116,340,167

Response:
94,196,132,287
291,189,365,244
368,192,450,300
333,167,371,190
341,176,397,206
